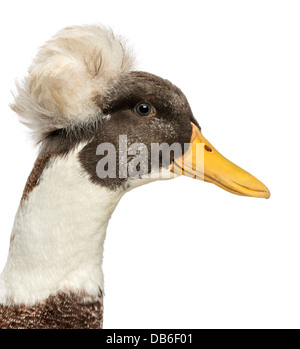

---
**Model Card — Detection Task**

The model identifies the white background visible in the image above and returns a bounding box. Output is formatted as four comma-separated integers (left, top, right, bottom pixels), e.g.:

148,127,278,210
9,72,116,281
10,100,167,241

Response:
0,0,299,329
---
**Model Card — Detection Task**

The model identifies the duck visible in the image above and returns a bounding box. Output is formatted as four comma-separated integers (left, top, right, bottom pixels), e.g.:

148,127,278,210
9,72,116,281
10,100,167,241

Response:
0,25,270,329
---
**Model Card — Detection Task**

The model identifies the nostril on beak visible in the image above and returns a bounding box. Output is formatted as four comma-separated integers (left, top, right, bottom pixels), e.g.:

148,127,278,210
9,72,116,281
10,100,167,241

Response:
204,144,212,152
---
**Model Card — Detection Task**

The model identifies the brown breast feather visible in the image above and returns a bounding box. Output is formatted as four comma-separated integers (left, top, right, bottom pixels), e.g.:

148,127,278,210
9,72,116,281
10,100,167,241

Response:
0,291,103,329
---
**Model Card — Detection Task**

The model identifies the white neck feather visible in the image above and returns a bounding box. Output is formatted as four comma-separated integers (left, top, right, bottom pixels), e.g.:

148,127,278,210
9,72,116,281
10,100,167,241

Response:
0,147,123,305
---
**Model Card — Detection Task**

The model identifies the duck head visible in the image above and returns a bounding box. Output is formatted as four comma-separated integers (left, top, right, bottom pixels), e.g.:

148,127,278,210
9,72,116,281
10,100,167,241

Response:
77,71,269,198
12,25,270,198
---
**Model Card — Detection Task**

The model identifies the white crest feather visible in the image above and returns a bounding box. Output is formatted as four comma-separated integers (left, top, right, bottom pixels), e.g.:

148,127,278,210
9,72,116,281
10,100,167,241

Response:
11,25,135,143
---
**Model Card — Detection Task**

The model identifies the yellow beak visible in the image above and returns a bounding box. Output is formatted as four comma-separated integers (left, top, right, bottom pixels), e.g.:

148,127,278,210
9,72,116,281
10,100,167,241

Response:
172,123,270,199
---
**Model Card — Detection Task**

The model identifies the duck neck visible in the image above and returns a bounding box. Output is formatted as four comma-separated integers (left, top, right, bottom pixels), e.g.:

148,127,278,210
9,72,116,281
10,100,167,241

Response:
0,147,123,328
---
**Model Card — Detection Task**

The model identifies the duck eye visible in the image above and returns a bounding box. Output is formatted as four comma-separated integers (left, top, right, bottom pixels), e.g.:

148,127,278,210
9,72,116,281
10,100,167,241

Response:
135,102,154,116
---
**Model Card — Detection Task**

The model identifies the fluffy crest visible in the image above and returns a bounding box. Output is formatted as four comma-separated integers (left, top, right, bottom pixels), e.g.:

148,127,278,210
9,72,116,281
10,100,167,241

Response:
11,25,135,143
